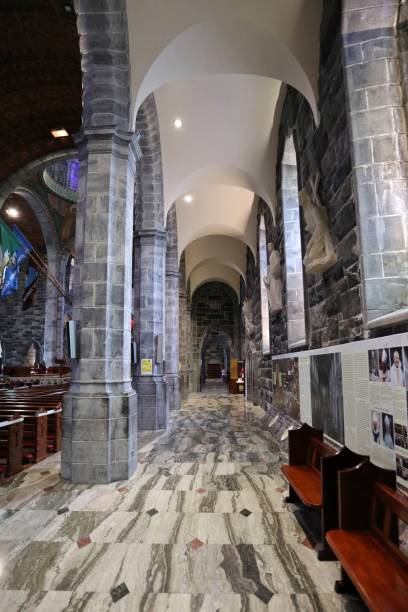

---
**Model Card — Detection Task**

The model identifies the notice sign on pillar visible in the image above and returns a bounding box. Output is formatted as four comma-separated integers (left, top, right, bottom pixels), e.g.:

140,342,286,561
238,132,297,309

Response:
141,358,153,376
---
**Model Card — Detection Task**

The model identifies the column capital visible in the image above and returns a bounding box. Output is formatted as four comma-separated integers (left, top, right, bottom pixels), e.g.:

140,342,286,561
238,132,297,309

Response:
73,128,135,159
166,270,180,279
135,228,167,242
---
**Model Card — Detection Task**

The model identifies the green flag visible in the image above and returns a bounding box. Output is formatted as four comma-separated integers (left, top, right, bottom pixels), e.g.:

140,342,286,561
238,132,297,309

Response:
0,218,22,297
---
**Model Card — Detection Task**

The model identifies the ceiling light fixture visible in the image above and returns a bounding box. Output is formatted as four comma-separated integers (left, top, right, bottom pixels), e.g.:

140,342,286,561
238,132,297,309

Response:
5,207,19,218
184,194,193,203
51,128,69,138
173,118,183,129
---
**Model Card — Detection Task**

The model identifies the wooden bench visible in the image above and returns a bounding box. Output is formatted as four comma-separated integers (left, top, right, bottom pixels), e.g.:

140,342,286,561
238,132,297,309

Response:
0,386,64,452
327,461,406,611
281,423,367,559
0,409,49,463
0,416,24,476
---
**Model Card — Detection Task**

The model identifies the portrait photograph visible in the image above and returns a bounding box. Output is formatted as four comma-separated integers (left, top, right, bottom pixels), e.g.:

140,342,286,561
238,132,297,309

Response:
381,412,394,450
371,409,381,444
378,348,391,383
368,349,379,382
390,347,405,387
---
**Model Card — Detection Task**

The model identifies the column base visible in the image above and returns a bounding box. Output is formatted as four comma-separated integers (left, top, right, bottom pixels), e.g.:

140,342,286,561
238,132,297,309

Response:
134,376,167,430
61,390,137,485
166,373,180,411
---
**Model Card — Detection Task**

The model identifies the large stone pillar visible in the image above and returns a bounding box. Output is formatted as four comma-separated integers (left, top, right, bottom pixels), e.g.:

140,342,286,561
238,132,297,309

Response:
133,229,167,430
62,130,137,484
132,94,167,430
342,1,408,324
165,204,180,410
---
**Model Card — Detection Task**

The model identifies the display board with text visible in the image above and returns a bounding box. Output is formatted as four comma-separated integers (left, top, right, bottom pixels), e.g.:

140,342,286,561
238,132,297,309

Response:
272,332,408,494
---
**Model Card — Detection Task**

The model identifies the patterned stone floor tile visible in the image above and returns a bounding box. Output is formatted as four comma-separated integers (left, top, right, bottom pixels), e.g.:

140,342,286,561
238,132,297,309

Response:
0,393,365,611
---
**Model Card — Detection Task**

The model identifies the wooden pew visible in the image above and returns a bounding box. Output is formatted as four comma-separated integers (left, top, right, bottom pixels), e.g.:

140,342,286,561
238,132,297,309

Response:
0,385,64,453
0,409,48,463
281,423,367,559
0,415,24,476
326,461,406,611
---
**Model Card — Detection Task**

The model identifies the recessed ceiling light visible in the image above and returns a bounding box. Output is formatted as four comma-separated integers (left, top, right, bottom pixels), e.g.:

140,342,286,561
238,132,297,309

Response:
184,194,193,203
51,128,69,138
174,118,183,129
6,207,19,218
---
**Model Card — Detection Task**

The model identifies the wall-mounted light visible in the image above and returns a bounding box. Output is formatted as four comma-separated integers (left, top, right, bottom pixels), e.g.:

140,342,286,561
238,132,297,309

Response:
51,128,69,138
5,207,19,218
184,194,193,203
173,118,183,129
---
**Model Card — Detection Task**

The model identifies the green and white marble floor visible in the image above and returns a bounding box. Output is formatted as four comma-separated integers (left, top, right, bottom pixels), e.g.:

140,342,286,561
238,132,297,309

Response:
0,392,365,611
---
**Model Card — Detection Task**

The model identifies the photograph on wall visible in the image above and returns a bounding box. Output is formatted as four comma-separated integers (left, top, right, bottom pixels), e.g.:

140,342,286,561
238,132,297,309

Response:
382,411,395,450
368,349,380,382
378,347,391,383
371,409,381,444
395,423,408,450
272,357,300,420
310,352,344,443
390,347,405,387
396,453,408,493
402,347,408,388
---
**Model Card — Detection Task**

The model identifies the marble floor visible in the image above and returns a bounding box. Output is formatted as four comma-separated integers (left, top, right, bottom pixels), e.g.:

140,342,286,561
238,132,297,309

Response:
0,392,365,611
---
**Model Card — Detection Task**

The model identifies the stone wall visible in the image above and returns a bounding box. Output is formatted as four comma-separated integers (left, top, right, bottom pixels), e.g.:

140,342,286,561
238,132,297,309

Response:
0,262,47,366
243,1,364,411
280,1,362,350
245,202,275,410
343,0,408,324
190,282,241,391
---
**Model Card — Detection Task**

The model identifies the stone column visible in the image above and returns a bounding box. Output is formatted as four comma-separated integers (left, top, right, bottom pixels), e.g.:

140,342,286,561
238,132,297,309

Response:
342,1,408,323
133,229,167,430
165,269,180,410
43,258,60,366
164,204,180,410
178,282,189,399
62,130,137,484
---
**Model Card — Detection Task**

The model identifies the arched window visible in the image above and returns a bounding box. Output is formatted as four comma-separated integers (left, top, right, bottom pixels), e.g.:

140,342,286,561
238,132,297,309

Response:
282,133,306,347
259,215,270,353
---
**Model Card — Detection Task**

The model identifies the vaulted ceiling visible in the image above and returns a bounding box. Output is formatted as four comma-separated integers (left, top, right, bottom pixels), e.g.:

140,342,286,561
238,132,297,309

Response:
127,0,322,293
0,0,81,182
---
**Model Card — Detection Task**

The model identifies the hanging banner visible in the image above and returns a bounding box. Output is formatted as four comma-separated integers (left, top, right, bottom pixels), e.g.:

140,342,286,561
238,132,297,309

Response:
0,219,23,297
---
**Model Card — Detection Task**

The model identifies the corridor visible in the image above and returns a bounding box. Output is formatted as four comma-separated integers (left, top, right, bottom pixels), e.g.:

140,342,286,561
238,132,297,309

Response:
0,394,362,611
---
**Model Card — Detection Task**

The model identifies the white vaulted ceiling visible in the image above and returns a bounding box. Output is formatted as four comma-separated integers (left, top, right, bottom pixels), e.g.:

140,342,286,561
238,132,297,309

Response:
155,75,282,213
126,0,322,124
126,0,322,293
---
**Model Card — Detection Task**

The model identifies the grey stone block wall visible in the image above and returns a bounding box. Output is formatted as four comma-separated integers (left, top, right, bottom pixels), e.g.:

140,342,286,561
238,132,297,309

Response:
190,282,241,392
0,187,63,368
244,202,275,411
342,0,408,322
0,263,47,366
273,0,362,351
244,1,363,411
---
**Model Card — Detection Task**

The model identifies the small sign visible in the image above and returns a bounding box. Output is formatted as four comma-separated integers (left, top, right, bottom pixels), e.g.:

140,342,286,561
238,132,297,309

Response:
141,358,153,376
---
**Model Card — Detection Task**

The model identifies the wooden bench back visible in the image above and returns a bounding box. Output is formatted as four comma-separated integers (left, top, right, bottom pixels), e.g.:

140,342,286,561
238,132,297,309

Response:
338,460,397,531
306,437,336,473
369,483,408,570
